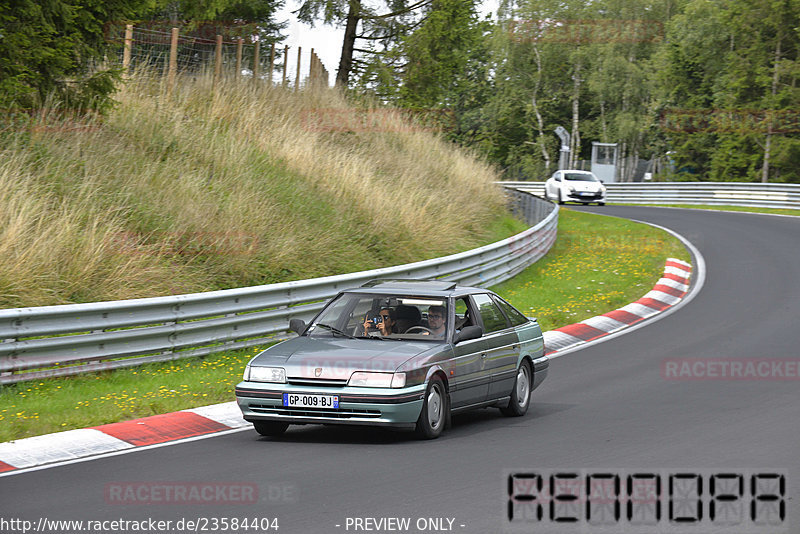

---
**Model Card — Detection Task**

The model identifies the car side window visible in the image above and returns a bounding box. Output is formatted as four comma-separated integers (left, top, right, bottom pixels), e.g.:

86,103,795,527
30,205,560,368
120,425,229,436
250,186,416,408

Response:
472,293,510,334
492,295,529,327
454,297,473,331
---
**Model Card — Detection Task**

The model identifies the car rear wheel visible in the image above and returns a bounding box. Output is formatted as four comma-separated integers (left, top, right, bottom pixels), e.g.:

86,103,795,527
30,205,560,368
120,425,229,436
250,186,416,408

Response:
501,360,532,417
253,421,289,437
415,376,448,439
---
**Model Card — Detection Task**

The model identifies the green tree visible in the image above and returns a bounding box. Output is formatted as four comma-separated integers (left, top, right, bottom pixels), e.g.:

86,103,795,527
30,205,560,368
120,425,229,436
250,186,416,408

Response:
397,0,490,107
655,0,800,181
297,0,430,87
0,0,161,111
145,0,286,42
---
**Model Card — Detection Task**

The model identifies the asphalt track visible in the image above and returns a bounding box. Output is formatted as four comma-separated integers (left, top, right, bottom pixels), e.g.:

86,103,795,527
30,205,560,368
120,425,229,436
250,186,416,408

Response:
2,206,798,534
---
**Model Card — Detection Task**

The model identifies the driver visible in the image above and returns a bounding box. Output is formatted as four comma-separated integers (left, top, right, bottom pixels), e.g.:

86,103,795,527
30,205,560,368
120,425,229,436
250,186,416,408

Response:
426,305,446,338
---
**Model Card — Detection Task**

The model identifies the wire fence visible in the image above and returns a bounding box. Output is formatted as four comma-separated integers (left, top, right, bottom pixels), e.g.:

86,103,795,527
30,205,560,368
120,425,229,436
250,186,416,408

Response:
105,24,329,89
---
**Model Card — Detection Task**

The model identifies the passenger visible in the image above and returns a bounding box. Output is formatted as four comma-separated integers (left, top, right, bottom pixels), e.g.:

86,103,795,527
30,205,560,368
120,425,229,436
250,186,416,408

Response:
363,307,397,336
426,305,446,338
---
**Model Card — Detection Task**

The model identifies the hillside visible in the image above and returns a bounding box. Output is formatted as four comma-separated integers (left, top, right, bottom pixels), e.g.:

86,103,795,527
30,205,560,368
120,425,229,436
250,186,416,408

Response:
0,75,522,308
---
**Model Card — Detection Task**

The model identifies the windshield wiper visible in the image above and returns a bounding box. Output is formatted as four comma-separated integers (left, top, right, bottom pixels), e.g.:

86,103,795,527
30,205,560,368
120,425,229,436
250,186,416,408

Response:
313,323,355,339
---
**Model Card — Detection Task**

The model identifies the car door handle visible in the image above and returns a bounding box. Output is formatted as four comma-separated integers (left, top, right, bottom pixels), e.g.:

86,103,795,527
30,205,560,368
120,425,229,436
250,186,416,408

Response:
481,353,487,359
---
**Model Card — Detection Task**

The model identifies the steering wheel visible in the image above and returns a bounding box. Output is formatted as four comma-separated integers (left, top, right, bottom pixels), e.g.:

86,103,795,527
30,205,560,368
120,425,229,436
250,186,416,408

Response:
404,326,434,334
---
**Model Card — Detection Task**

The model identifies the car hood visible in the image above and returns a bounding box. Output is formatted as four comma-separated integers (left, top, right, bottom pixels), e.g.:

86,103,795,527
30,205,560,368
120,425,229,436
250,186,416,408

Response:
249,336,437,380
565,180,602,192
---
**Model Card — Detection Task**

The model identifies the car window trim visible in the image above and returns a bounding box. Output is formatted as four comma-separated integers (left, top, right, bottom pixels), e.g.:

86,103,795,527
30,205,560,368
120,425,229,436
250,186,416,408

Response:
490,294,528,328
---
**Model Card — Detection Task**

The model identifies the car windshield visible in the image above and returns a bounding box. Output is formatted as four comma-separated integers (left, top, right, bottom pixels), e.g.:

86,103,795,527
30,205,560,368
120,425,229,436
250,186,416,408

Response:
564,172,599,182
307,292,448,342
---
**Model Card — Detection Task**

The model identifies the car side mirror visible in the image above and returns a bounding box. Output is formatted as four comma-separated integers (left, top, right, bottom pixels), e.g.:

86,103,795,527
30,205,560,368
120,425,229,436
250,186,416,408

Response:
289,318,306,335
454,325,483,344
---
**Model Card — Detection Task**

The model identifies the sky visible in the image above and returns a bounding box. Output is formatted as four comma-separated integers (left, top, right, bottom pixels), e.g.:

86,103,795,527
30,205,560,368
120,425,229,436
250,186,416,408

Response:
274,0,500,86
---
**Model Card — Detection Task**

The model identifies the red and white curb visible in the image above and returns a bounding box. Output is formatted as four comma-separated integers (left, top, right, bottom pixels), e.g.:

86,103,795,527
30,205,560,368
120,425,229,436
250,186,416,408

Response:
0,258,692,476
0,404,249,475
543,258,692,355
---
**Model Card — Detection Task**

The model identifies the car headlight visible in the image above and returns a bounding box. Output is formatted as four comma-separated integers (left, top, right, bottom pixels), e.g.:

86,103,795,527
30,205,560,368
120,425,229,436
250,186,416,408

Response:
568,186,576,193
348,371,406,388
246,365,286,383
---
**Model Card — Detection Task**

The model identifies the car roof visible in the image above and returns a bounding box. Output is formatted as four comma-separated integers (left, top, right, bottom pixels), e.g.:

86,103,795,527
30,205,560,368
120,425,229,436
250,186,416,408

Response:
344,279,487,298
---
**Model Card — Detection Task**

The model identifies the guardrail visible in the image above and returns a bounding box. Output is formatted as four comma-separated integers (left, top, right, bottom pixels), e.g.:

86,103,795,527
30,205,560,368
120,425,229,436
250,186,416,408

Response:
0,189,557,384
499,181,800,210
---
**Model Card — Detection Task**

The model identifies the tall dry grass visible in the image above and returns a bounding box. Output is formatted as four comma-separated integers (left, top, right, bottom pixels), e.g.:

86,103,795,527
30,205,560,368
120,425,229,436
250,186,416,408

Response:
0,74,514,308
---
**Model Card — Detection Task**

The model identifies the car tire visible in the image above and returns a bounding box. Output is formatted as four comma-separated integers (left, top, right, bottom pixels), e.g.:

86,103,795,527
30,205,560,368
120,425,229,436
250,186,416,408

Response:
415,376,448,439
557,190,564,205
598,202,605,206
253,421,289,437
501,360,532,417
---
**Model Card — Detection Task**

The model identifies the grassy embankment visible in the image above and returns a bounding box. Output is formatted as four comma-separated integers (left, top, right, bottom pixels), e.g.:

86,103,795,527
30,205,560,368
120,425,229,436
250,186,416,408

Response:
0,207,691,442
0,74,521,309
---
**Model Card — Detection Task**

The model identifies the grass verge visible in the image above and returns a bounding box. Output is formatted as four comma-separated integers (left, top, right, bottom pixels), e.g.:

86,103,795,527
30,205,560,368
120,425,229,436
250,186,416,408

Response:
0,207,689,443
491,208,691,332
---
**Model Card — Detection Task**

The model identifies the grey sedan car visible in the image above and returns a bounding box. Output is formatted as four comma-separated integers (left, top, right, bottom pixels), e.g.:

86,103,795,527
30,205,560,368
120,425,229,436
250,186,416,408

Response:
235,280,548,439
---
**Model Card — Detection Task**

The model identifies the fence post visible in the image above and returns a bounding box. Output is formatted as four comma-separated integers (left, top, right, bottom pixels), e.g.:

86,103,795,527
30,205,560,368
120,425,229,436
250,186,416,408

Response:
282,45,288,86
123,24,133,75
309,48,315,86
269,43,275,84
235,38,243,77
168,27,178,94
214,35,223,90
253,40,260,81
295,46,302,91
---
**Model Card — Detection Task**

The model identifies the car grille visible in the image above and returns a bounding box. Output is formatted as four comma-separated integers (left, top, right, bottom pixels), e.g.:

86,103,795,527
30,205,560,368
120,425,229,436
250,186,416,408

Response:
287,377,348,387
249,404,382,419
569,191,602,199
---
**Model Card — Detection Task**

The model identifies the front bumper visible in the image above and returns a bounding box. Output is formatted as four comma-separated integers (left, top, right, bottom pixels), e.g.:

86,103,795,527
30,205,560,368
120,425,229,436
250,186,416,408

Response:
236,382,426,429
566,190,605,202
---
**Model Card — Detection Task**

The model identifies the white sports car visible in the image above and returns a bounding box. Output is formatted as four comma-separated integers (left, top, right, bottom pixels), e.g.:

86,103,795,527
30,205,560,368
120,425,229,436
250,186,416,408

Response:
544,170,606,205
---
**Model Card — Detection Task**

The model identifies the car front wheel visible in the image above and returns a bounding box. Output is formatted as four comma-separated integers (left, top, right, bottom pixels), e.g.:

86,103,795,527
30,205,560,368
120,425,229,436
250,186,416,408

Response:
253,421,289,437
557,190,564,205
501,360,532,417
416,376,448,439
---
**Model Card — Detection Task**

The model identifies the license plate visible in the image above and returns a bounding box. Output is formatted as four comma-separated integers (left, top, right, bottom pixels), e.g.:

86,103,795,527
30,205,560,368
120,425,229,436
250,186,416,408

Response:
283,393,339,409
